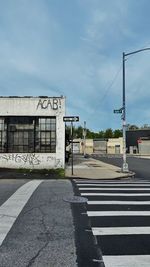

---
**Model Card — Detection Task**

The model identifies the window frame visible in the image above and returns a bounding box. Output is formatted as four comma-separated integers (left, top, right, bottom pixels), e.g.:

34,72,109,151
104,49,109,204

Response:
0,116,56,153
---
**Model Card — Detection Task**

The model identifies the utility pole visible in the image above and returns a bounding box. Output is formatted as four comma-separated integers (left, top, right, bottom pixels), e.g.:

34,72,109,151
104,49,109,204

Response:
121,47,150,172
122,52,129,172
83,121,86,157
71,121,73,175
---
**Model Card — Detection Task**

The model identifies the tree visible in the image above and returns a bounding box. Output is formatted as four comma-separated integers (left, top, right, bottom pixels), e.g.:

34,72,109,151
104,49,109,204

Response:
97,131,105,138
126,124,139,130
86,129,95,139
113,129,122,138
65,125,124,140
104,128,113,138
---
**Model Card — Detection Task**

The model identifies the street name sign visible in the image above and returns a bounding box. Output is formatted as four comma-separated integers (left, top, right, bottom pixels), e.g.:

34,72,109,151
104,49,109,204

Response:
63,116,79,122
113,109,122,114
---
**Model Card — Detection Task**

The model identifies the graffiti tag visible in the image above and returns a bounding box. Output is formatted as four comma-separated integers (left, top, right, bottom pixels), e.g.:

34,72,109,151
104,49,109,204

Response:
37,98,61,110
0,154,41,166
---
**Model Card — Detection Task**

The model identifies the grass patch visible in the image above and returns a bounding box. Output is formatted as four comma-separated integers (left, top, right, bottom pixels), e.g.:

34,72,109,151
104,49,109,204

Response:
17,168,65,178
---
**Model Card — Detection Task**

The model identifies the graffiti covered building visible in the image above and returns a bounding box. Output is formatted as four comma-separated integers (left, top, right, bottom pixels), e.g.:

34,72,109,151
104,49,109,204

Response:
0,96,65,169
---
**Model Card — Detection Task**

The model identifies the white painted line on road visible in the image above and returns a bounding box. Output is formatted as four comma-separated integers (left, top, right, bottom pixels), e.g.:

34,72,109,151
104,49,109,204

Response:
77,183,150,187
79,187,150,191
0,180,43,246
81,192,150,196
92,226,150,235
76,181,150,184
87,211,150,216
103,255,150,267
88,200,150,205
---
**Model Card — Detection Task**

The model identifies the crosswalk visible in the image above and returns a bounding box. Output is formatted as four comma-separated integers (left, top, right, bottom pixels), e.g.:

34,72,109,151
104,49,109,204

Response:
74,179,150,267
0,180,43,246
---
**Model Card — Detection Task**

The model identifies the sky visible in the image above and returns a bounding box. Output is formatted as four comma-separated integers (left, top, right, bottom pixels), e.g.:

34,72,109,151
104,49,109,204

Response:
0,0,150,132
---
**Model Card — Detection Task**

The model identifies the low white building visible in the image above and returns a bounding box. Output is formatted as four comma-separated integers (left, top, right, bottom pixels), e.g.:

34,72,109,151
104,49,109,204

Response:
107,137,123,154
0,96,65,169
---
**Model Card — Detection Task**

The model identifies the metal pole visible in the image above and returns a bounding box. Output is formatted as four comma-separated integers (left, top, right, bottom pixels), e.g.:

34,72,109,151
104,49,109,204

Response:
71,121,73,175
121,47,150,172
122,52,129,172
83,121,86,157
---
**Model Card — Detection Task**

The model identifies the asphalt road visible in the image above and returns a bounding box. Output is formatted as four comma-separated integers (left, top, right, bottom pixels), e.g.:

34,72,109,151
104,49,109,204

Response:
0,179,76,267
1,155,150,267
92,155,150,179
0,176,106,267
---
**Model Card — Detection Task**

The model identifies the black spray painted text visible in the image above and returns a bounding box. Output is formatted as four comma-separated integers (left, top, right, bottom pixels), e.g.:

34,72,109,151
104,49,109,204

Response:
37,98,61,110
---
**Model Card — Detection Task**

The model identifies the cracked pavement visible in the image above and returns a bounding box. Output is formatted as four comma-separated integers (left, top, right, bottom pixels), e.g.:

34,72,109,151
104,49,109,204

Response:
0,180,77,267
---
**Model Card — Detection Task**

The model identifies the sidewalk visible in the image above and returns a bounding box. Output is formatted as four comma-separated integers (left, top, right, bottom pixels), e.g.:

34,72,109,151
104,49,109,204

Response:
65,155,135,179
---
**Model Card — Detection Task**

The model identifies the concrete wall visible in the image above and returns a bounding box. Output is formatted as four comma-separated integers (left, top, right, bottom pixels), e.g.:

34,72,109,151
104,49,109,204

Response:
138,140,150,155
84,139,93,154
72,138,94,154
0,153,63,169
0,97,65,169
129,146,138,154
73,138,123,155
107,137,123,154
93,140,107,154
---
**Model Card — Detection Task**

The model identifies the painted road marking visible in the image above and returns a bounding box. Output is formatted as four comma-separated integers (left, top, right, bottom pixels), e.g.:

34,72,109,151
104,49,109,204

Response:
81,193,150,196
79,188,150,191
103,255,150,267
87,200,150,205
87,211,150,216
0,180,43,246
76,181,150,184
92,226,150,235
78,180,150,266
77,183,150,187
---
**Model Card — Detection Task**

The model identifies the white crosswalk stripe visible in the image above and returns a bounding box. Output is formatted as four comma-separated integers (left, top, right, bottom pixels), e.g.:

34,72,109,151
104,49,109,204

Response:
92,226,150,235
81,192,150,196
80,187,150,191
75,180,150,184
0,180,43,246
74,179,150,267
88,200,150,205
103,255,150,267
77,183,150,186
87,211,150,216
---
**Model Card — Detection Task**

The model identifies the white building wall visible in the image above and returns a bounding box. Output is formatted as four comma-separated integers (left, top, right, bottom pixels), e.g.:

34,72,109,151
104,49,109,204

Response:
107,137,123,154
0,97,65,169
138,140,150,155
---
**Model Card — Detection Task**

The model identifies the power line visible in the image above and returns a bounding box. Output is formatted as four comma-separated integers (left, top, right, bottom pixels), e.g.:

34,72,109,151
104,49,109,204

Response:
87,63,122,121
99,64,122,104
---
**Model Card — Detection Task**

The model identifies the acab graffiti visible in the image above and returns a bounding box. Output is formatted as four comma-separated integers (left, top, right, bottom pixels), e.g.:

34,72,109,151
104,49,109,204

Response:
37,98,62,110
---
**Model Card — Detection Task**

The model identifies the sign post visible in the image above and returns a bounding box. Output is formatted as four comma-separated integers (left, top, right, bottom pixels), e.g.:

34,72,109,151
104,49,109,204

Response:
63,116,79,175
83,121,86,157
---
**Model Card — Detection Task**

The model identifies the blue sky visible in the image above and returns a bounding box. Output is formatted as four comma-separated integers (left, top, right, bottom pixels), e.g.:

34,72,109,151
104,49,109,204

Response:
0,0,150,131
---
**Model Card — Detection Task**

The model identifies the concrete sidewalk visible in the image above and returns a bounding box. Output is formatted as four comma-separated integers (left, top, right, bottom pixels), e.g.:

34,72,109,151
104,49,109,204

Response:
65,155,135,179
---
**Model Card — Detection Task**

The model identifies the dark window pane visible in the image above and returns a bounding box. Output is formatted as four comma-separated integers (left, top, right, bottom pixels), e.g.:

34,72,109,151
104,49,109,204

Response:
0,116,56,153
